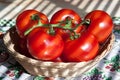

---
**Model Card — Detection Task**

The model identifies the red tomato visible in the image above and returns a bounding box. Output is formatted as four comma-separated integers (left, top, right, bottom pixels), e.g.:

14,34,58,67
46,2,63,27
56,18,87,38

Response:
50,9,83,41
16,9,49,38
84,10,113,43
18,38,33,58
27,27,64,61
52,57,63,62
61,32,99,62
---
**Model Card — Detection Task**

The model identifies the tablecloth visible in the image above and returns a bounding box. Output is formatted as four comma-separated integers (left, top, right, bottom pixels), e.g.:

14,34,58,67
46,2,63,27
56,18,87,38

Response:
0,18,120,80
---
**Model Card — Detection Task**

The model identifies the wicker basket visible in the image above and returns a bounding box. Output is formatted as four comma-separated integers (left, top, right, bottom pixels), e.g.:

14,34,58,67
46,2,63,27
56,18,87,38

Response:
3,27,115,77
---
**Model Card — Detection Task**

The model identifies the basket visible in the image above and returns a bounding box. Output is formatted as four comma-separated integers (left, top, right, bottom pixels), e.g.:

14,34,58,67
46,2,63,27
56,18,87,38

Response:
3,27,115,77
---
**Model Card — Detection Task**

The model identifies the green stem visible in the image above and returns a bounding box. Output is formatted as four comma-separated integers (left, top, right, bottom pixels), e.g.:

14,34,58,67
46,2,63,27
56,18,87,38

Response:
73,19,90,30
69,30,80,40
24,26,36,36
24,14,46,36
48,27,55,35
24,20,44,36
24,15,91,38
50,18,73,30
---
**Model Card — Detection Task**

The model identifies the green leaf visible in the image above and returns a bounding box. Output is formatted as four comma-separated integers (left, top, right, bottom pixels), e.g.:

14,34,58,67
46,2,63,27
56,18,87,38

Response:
0,77,4,80
111,55,120,62
34,76,44,80
90,68,102,75
105,76,112,80
114,30,120,34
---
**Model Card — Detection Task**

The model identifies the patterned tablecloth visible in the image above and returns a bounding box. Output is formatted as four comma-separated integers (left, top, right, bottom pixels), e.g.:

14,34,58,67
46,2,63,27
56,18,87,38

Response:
0,18,120,80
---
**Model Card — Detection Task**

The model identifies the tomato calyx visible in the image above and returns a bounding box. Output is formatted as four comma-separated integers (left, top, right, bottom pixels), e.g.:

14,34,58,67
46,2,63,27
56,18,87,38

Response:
31,13,41,21
81,19,90,26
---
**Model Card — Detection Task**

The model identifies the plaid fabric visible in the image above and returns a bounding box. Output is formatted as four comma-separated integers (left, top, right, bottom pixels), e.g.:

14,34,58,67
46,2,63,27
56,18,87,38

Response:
0,19,15,33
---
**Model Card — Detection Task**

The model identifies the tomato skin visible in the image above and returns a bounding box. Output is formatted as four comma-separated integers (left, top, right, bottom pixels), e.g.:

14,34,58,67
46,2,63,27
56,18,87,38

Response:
85,10,113,43
51,57,63,62
16,9,49,38
27,27,64,61
17,38,33,58
61,32,99,62
50,9,81,26
50,9,83,41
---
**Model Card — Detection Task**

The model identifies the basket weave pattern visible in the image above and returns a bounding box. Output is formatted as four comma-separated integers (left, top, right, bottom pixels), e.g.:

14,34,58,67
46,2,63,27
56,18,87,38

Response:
3,27,115,77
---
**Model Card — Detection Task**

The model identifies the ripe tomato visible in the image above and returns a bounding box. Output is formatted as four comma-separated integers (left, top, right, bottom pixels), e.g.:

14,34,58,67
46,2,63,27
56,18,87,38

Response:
16,9,49,38
50,9,83,41
84,10,113,43
27,27,64,61
61,32,99,62
18,38,33,58
52,57,63,62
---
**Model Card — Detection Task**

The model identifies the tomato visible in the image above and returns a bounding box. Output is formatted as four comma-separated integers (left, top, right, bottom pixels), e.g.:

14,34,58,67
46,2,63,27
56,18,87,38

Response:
84,10,113,43
0,32,3,39
17,38,33,58
27,27,64,61
61,32,99,62
50,9,83,41
52,57,63,62
16,9,49,38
